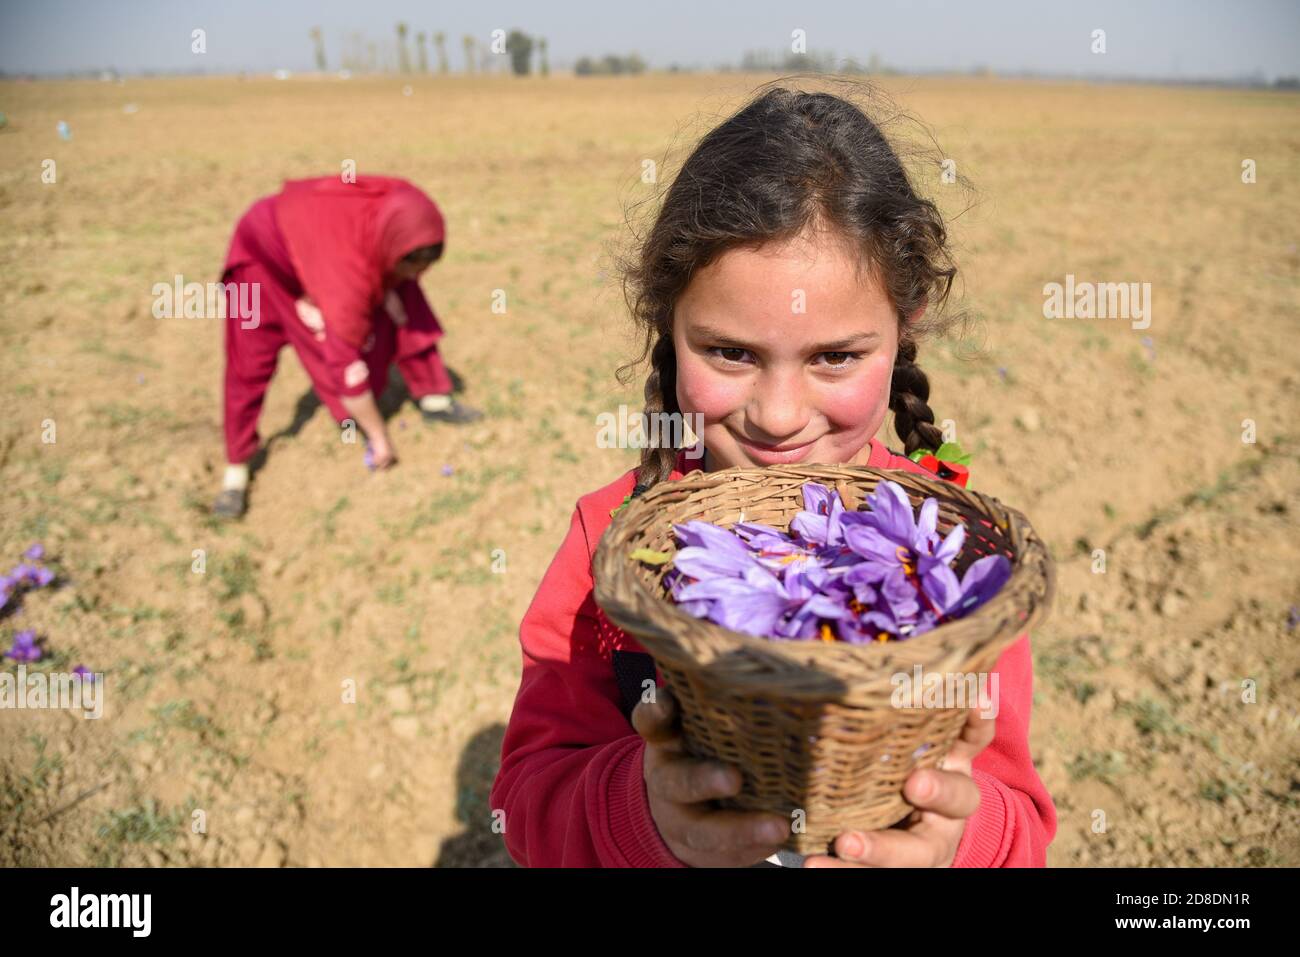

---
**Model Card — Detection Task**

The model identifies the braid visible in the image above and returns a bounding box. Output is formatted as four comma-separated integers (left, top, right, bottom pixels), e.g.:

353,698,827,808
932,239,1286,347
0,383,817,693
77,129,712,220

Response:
889,336,945,456
633,334,681,494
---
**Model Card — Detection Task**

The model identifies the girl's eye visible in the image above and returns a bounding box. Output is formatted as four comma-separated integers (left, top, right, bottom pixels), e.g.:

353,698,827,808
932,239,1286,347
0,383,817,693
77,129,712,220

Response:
817,352,863,368
709,347,753,365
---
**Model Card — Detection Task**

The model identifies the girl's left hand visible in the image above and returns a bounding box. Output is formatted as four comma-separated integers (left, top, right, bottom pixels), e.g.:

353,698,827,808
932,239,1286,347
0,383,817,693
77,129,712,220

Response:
803,708,996,868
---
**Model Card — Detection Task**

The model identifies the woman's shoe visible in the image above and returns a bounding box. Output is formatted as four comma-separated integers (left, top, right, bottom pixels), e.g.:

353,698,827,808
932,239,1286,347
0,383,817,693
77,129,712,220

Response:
212,488,247,519
421,400,484,424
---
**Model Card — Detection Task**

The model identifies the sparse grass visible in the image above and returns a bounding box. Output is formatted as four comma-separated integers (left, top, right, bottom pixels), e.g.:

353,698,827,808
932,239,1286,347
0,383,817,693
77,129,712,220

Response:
310,496,351,543
1120,696,1192,738
92,800,187,866
0,734,63,819
1199,777,1249,804
78,340,163,370
1068,749,1130,784
214,550,258,601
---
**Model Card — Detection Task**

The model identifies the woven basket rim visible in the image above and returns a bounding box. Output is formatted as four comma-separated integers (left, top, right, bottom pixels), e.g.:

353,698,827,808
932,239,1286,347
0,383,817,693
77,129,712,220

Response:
593,463,1054,682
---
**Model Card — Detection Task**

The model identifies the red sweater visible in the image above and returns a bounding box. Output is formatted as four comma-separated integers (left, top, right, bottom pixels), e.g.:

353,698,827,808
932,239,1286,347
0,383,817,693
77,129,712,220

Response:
490,439,1058,867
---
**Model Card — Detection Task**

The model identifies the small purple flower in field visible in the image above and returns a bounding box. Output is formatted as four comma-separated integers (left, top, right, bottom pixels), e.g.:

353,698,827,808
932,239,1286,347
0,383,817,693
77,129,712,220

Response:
364,442,376,471
1288,606,1299,631
12,562,54,588
73,665,95,682
997,366,1008,382
6,629,41,663
24,544,44,561
441,464,454,477
11,564,41,586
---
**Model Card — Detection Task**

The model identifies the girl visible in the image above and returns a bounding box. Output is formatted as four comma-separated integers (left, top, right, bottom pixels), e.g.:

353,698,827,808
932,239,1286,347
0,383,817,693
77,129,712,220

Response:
491,86,1056,867
214,174,482,518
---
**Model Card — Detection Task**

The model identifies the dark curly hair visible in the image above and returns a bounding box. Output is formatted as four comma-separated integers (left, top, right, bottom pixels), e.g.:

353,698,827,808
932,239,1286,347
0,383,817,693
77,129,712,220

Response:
616,78,976,493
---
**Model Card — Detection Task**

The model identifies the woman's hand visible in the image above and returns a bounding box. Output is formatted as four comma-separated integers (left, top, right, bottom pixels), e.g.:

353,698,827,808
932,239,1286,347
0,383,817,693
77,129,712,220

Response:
367,436,397,470
633,687,790,867
803,707,996,868
294,297,326,341
340,392,396,470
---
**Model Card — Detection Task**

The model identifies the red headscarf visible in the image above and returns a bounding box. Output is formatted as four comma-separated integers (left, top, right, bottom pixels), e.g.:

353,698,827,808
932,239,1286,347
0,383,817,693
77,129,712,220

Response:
273,175,446,348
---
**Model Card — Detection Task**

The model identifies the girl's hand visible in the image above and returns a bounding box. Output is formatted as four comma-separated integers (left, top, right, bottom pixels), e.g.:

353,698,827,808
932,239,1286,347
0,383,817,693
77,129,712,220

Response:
294,297,326,340
803,707,996,868
633,687,790,867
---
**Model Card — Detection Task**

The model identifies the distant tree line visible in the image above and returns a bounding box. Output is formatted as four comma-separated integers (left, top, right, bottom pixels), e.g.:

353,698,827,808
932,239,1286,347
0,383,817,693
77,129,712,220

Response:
735,49,893,75
308,25,550,76
574,54,647,76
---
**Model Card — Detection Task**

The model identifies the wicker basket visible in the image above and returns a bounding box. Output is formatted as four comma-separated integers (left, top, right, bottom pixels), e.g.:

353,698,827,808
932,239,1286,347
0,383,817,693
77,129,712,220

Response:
592,463,1055,855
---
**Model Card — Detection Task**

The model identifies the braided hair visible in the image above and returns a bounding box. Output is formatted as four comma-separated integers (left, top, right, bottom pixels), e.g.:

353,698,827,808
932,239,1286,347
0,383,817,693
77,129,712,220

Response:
616,79,973,496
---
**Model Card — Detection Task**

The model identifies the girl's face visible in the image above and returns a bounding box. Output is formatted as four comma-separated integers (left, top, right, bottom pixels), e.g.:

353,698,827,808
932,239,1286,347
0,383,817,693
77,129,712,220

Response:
673,226,908,471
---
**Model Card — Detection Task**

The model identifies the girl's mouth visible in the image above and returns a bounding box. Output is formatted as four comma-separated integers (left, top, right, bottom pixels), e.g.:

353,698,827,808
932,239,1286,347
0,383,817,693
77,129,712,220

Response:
735,436,817,465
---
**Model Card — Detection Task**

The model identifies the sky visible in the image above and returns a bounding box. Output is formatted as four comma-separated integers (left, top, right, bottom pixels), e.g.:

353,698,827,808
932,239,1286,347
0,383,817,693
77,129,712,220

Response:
0,0,1297,81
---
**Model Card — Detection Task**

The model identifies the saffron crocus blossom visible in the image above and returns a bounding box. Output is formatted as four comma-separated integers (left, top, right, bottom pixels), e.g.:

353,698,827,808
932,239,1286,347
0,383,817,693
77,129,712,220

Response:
9,562,55,589
733,522,821,574
73,665,95,682
6,629,41,663
660,480,1011,643
920,553,1013,619
24,543,44,561
674,563,848,639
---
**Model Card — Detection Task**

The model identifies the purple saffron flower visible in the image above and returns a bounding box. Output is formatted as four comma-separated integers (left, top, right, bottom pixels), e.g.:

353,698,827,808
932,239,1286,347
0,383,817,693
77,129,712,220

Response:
774,564,853,639
441,464,454,477
733,521,820,574
6,629,41,663
23,543,44,561
676,563,847,640
675,566,790,635
846,482,966,575
364,442,376,471
675,519,749,552
73,665,95,682
923,554,1013,619
11,563,48,587
790,483,849,546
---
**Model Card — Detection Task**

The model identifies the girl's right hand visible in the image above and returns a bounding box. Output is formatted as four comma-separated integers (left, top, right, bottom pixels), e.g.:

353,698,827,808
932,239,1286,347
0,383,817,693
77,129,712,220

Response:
632,686,791,867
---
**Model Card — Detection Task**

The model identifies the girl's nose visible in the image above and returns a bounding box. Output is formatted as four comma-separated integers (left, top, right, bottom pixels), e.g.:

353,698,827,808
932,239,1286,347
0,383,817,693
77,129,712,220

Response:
747,367,811,443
